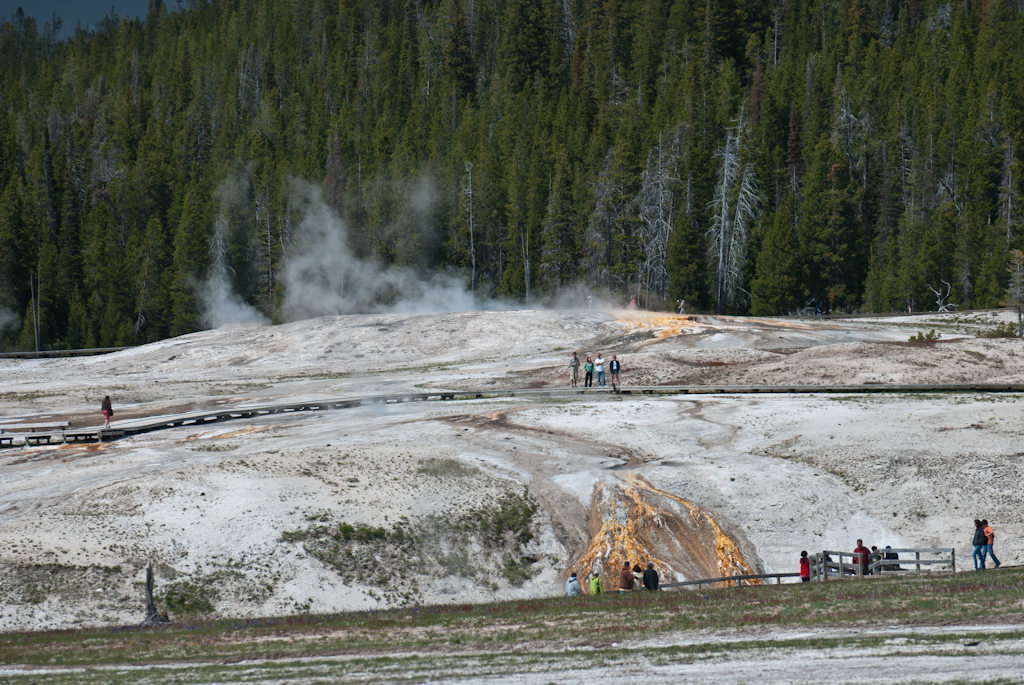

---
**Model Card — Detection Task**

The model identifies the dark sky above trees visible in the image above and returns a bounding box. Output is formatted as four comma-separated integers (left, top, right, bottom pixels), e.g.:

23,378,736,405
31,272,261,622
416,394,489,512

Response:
0,0,148,34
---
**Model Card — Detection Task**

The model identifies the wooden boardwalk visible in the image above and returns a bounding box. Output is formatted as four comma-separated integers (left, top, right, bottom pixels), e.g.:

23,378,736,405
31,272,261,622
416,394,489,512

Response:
1,383,1022,448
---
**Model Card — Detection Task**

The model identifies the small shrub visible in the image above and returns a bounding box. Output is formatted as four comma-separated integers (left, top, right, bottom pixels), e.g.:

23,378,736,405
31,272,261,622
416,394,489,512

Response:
501,554,539,586
466,489,538,547
436,550,474,577
162,580,218,615
908,330,941,342
417,458,478,478
976,322,1020,338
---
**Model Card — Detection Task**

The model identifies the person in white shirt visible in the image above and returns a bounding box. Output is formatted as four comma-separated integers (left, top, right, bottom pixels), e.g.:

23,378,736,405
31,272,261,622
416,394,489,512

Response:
595,354,606,387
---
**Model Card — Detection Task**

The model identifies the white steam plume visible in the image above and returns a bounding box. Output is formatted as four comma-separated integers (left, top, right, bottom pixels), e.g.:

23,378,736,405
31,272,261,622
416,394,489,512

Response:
200,186,269,329
0,307,18,335
282,181,510,319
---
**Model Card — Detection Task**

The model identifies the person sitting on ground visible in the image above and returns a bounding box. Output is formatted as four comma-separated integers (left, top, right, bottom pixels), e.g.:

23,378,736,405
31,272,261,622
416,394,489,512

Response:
853,539,871,576
609,355,621,393
799,551,810,583
101,395,113,428
588,572,603,595
643,561,660,591
618,561,633,592
565,572,582,597
632,564,644,590
983,520,1001,569
973,519,988,570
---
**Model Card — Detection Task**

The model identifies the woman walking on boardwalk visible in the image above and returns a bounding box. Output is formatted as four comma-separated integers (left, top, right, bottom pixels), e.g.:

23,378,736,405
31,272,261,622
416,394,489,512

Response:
101,396,113,428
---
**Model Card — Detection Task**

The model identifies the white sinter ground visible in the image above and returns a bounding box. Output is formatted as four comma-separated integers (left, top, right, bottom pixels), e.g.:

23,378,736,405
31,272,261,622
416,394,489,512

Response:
0,308,1021,635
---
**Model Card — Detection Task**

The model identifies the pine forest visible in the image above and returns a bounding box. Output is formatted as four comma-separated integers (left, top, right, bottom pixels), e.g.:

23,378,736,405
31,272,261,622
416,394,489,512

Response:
2,0,1024,351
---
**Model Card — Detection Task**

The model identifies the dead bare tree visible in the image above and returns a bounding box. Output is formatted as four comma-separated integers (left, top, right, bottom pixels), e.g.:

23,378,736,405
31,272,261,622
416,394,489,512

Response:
1006,249,1024,337
1000,140,1019,248
927,280,956,312
708,109,758,313
143,563,170,624
633,133,677,305
461,160,476,293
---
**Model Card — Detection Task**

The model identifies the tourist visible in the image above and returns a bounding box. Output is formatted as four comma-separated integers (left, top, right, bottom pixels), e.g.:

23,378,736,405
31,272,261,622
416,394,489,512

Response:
595,353,606,387
643,561,659,591
101,395,113,428
588,572,603,595
565,573,582,597
883,546,900,572
677,298,686,314
618,561,633,592
584,357,594,388
799,551,810,583
632,564,644,590
982,520,1001,569
853,539,871,576
973,519,988,570
569,352,581,388
609,355,621,392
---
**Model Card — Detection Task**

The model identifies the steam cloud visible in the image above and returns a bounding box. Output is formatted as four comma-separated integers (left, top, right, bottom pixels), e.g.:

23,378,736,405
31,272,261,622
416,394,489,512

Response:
198,175,595,329
200,175,270,329
0,307,18,336
282,182,505,320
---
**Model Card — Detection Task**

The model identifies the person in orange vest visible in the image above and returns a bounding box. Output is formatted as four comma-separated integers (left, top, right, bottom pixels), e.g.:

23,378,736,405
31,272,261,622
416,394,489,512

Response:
982,520,1001,569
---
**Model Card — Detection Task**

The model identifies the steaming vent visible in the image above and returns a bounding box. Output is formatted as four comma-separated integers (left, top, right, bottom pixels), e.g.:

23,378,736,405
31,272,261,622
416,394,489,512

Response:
570,474,761,589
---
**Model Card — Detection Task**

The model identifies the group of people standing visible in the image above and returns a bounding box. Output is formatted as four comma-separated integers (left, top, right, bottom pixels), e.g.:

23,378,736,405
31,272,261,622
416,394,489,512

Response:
797,539,900,580
569,352,621,391
564,561,660,596
972,519,1001,570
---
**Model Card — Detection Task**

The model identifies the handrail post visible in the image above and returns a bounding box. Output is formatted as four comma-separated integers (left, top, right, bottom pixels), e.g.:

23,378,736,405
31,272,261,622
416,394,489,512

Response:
916,551,920,573
951,548,955,573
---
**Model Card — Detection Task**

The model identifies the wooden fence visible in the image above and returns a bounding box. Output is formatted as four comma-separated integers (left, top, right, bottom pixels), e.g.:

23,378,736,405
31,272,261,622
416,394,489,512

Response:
810,548,955,580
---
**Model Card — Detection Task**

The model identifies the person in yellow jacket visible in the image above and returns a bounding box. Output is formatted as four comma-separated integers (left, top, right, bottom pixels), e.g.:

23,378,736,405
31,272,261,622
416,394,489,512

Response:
588,572,603,595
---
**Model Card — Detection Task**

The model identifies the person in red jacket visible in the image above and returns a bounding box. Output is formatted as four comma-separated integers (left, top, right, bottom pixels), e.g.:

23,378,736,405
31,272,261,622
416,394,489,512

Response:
799,551,811,582
853,539,871,576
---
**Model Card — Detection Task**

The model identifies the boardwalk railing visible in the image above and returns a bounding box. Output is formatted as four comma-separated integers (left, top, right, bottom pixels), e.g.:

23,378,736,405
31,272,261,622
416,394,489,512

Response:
3,383,1024,448
810,548,955,580
661,572,801,589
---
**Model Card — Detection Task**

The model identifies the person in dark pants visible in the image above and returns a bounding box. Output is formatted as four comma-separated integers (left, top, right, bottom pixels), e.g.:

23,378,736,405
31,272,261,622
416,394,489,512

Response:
618,561,633,592
584,357,594,388
101,396,113,428
642,561,659,591
973,519,988,570
853,539,871,576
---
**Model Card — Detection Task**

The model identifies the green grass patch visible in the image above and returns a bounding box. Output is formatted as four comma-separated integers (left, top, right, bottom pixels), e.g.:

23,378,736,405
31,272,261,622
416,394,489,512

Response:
417,457,478,478
1,568,1022,673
